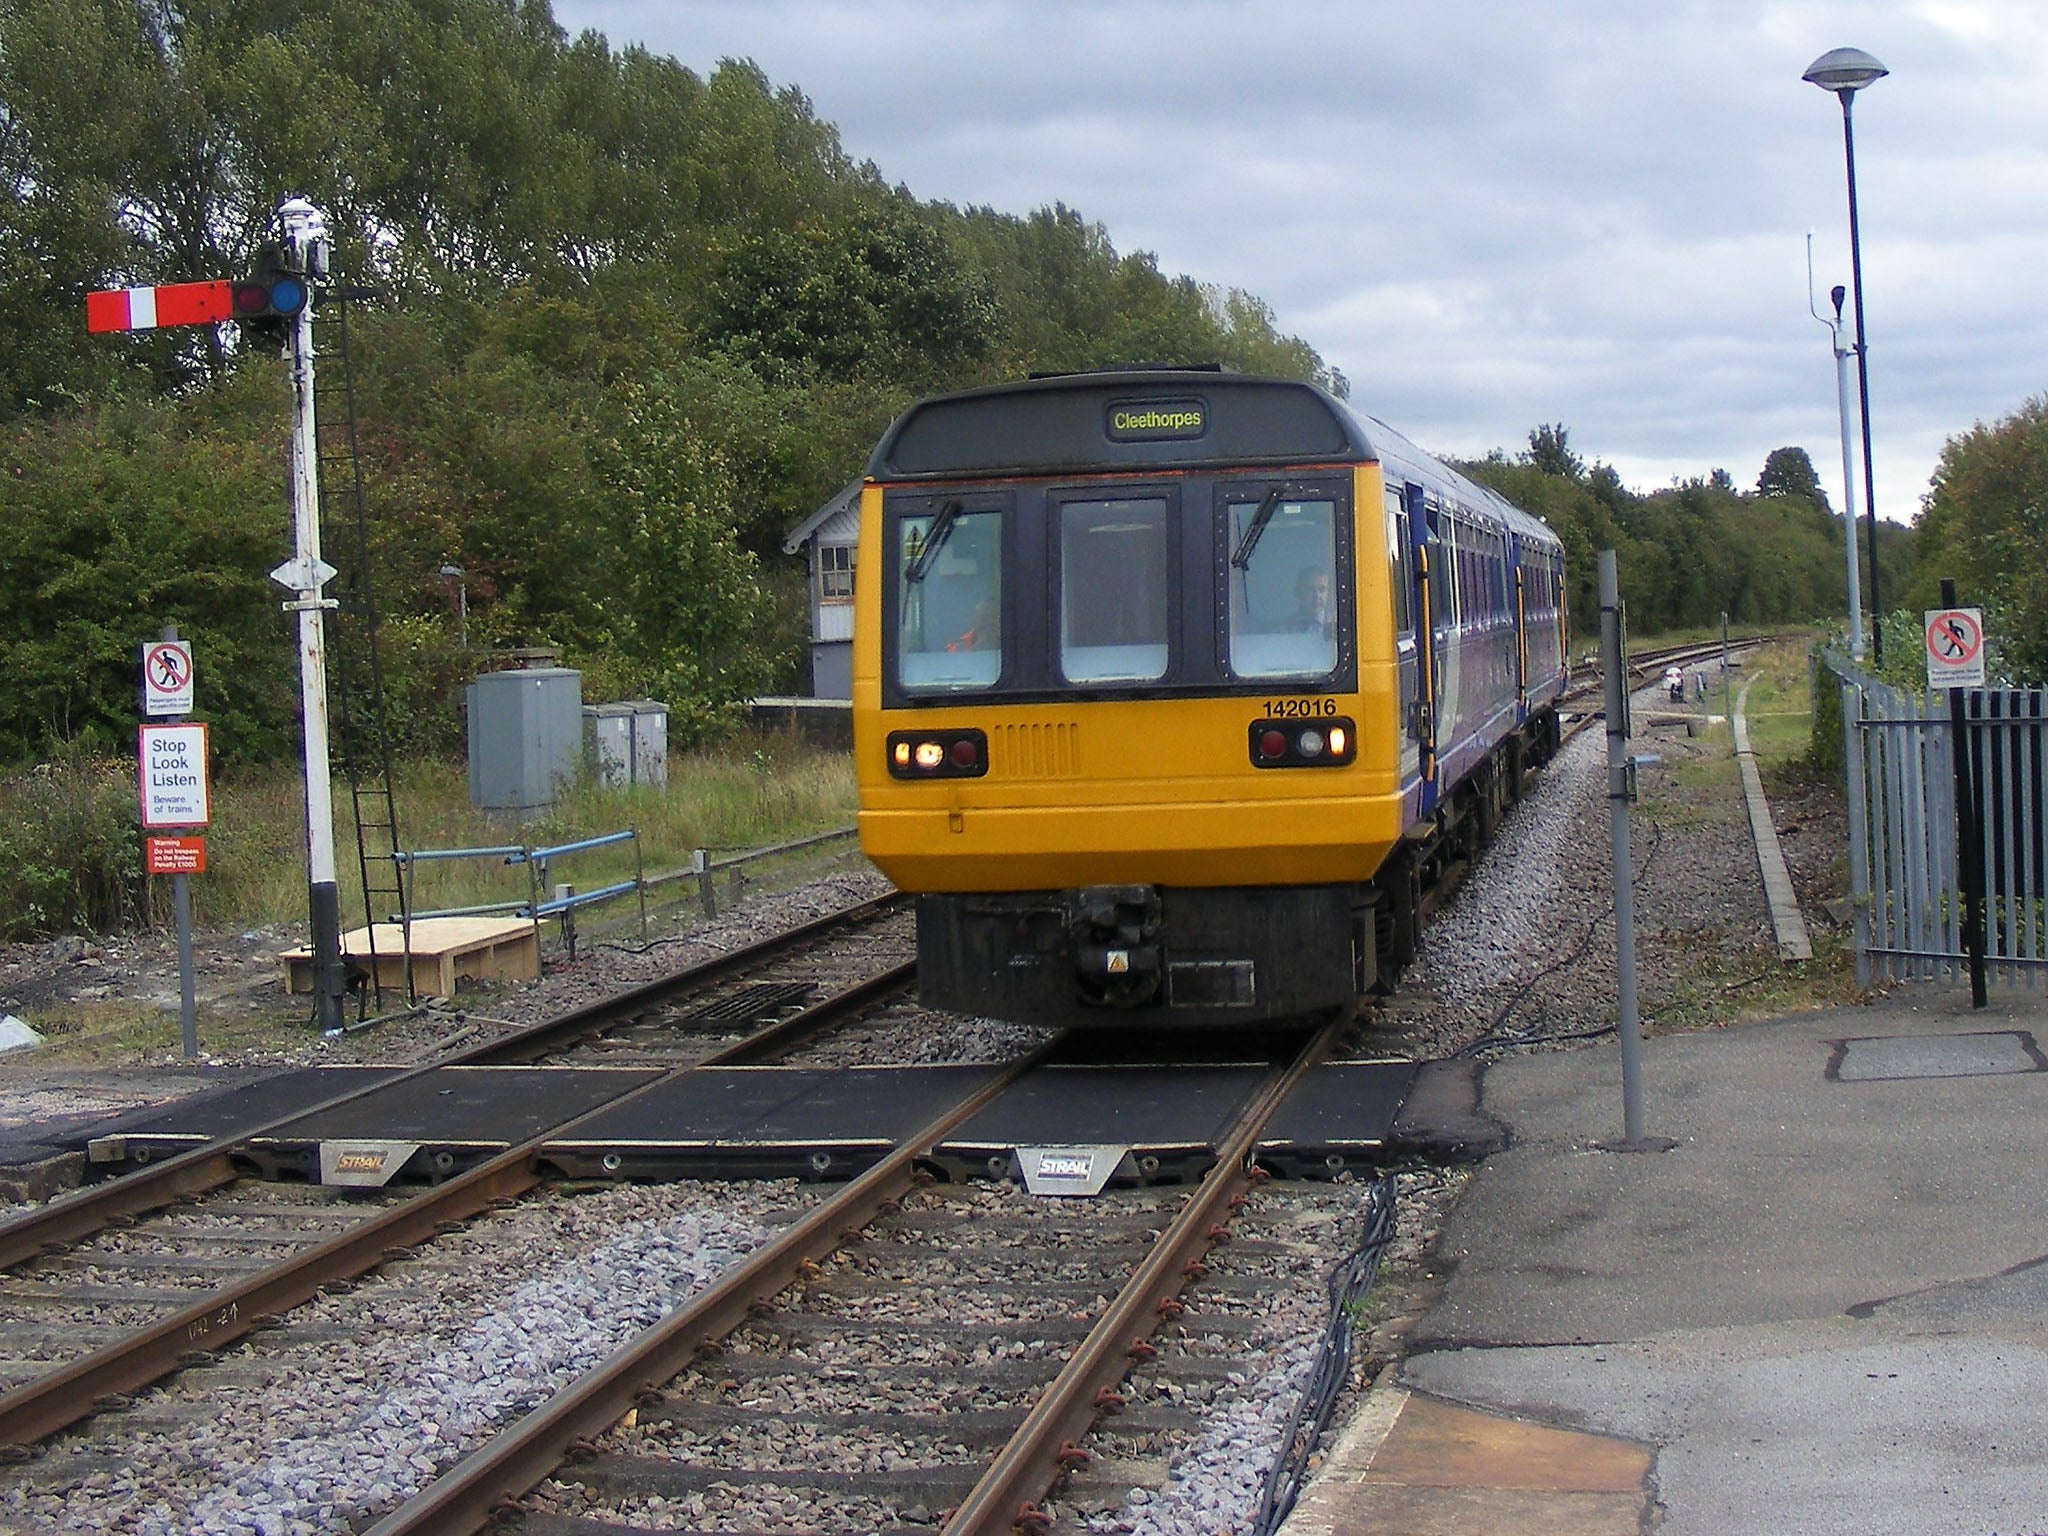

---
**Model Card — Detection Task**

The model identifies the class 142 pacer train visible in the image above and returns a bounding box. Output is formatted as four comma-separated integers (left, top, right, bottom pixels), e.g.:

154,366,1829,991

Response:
851,367,1568,1031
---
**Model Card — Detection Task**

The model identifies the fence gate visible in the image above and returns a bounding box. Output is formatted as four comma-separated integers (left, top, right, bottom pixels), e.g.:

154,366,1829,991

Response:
1833,654,2048,986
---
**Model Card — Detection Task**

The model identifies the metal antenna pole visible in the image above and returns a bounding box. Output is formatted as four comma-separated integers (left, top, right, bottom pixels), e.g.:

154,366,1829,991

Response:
1808,234,1864,660
270,197,345,1032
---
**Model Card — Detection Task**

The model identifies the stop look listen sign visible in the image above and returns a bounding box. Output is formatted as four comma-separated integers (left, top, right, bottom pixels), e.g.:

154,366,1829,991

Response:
139,723,210,828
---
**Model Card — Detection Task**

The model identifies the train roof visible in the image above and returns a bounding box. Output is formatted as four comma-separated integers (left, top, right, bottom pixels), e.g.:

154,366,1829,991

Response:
865,369,1558,549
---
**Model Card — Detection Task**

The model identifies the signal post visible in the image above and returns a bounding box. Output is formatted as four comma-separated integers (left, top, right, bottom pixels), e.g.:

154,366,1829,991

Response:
90,196,349,1032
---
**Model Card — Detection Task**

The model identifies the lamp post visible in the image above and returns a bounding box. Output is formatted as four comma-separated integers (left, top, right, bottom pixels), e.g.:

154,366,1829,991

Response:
1805,46,1888,663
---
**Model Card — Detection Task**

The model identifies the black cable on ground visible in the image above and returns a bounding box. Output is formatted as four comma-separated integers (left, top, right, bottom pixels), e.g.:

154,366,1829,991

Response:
1248,1173,1400,1536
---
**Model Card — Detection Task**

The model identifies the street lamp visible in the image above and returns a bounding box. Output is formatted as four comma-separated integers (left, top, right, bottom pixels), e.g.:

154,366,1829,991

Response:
1805,46,1888,662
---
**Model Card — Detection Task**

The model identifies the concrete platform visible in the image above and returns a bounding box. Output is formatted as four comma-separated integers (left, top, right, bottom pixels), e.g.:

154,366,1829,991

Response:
278,916,539,999
1278,984,2048,1536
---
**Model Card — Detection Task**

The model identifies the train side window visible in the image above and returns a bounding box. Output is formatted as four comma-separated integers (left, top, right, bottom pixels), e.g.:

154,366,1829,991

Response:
895,506,1003,692
1058,496,1170,683
1388,500,1413,634
1225,492,1338,680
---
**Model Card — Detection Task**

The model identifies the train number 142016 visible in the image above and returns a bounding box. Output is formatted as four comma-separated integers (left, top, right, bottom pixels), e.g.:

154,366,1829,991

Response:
1263,697,1338,719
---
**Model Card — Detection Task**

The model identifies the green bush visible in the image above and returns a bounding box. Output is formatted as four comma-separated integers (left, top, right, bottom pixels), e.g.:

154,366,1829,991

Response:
0,747,160,938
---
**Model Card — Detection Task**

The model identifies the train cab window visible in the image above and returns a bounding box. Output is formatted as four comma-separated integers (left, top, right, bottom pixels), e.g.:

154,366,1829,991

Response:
1225,493,1338,680
894,505,1003,692
1058,496,1170,683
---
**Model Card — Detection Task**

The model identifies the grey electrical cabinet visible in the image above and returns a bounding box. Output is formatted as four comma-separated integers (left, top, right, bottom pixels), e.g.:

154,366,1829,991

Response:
468,667,583,813
583,699,668,790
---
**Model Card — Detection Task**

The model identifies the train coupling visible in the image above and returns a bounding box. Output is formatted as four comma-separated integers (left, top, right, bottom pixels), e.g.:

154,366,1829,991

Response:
1070,885,1164,1006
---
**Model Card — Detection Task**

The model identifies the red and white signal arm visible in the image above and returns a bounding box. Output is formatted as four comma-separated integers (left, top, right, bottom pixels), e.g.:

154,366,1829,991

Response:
142,638,195,716
1924,607,1986,689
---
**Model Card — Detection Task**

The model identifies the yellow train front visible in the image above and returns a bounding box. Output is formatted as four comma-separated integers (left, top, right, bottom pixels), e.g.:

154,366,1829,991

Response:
854,369,1566,1030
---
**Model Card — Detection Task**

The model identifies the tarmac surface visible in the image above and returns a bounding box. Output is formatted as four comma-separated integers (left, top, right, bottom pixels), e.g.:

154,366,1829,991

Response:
1282,983,2048,1536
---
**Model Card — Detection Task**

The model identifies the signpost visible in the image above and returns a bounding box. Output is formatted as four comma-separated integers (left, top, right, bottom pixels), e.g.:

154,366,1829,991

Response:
1927,585,1987,1006
137,624,208,1056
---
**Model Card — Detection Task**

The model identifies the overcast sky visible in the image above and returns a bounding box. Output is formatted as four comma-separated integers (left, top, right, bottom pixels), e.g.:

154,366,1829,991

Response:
553,0,2048,523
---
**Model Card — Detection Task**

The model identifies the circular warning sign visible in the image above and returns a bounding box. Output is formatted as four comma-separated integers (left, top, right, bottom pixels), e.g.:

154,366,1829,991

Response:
142,639,194,716
1924,607,1985,688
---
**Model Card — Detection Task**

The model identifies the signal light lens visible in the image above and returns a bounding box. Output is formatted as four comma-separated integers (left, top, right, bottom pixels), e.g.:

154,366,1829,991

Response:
893,741,912,769
914,741,945,770
1328,725,1348,757
1258,729,1288,760
950,738,980,769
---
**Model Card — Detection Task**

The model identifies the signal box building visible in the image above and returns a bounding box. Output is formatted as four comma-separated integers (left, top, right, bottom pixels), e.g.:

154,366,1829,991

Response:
782,480,860,700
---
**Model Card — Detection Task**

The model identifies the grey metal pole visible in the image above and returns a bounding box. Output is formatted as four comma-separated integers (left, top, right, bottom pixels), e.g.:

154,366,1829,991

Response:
1828,290,1865,659
1600,552,1645,1144
162,622,199,1059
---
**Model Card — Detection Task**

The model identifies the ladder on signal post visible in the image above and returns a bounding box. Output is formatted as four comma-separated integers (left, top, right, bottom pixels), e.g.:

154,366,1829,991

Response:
315,287,411,1014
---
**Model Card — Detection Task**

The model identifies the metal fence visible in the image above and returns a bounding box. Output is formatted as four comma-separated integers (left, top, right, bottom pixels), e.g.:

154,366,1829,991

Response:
1831,652,2048,987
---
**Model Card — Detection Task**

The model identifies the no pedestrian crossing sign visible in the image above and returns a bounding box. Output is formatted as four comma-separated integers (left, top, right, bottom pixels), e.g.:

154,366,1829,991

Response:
139,723,210,828
1924,607,1986,689
142,638,194,716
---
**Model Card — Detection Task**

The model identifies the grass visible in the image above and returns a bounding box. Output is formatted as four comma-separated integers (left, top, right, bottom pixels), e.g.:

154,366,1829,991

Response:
1629,630,1867,1028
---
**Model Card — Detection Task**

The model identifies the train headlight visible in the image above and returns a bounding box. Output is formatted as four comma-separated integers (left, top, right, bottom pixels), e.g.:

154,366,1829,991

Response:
887,728,990,779
1247,715,1356,769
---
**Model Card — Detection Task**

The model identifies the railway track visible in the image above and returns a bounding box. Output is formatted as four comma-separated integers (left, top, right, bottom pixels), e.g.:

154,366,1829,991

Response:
0,894,917,1454
361,1017,1346,1536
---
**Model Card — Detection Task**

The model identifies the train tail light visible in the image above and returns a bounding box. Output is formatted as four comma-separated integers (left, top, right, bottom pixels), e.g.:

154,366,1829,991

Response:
887,727,988,779
1249,716,1356,769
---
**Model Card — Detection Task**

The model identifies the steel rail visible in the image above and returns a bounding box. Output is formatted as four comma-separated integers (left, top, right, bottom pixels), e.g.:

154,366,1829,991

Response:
941,1017,1344,1536
0,893,908,1272
447,890,909,1066
0,961,915,1452
357,1046,1049,1536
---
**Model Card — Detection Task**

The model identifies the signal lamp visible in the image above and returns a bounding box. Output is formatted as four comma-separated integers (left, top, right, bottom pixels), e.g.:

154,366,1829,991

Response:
893,741,912,769
1258,729,1288,760
231,242,312,345
914,741,945,770
1297,728,1326,757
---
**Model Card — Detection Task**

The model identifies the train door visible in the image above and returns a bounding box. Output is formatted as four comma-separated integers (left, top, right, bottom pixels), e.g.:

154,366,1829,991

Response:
1507,531,1528,723
1402,482,1443,815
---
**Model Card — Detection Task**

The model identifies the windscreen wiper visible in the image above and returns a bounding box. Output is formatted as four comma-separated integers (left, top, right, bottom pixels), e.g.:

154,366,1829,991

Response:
904,499,963,584
1229,484,1290,569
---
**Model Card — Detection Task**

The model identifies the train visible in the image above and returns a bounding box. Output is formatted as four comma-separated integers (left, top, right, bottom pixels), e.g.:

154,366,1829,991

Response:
850,367,1568,1030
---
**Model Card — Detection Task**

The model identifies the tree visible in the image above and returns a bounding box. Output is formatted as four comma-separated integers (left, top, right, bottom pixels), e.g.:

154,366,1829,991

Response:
1756,446,1831,517
1526,424,1584,480
1911,396,2048,682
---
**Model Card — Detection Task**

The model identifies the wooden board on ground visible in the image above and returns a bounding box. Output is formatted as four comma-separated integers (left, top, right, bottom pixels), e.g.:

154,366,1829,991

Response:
279,916,539,999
